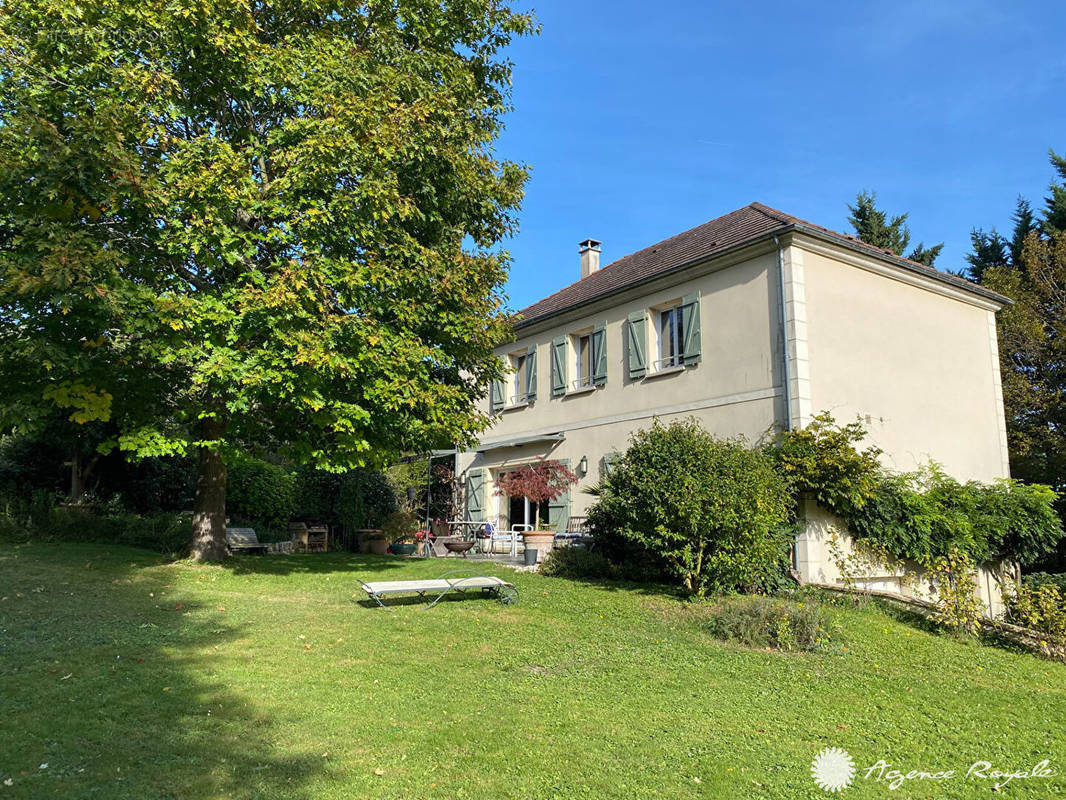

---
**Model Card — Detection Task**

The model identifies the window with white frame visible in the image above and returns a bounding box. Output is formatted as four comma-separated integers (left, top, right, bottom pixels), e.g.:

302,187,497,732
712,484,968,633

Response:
656,303,683,371
573,331,593,389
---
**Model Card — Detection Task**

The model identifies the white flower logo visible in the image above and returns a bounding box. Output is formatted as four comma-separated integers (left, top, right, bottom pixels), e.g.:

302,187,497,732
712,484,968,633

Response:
811,747,855,792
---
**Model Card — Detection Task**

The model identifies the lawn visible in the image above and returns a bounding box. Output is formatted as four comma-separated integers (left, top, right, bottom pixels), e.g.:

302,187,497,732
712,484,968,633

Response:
1,542,1064,799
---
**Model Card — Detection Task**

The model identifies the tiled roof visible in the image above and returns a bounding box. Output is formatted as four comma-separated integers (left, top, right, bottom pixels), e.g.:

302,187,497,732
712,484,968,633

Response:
515,202,1007,327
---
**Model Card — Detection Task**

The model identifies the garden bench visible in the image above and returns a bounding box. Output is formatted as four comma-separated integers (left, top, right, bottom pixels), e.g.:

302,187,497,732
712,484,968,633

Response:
359,571,519,610
225,527,270,555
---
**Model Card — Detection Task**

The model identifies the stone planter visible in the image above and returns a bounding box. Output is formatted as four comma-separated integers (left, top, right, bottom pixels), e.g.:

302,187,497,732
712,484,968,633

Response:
368,539,389,556
391,542,417,556
355,529,380,554
522,532,556,563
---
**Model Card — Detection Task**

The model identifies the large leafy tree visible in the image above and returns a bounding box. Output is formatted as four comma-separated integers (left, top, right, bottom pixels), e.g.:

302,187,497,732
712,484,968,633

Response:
0,0,534,559
976,150,1066,568
847,191,944,267
982,234,1066,507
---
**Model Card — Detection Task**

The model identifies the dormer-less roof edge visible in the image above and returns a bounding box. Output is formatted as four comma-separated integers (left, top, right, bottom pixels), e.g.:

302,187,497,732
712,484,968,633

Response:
513,204,1009,331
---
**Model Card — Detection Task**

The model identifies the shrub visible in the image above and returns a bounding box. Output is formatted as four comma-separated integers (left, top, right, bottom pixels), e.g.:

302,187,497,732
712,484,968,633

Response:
0,493,190,555
587,419,792,596
772,413,882,518
294,466,397,529
776,414,1064,570
227,454,296,532
337,469,396,529
1007,580,1066,641
706,596,829,652
924,549,985,635
540,546,614,580
1026,572,1066,593
847,465,1063,568
381,510,419,542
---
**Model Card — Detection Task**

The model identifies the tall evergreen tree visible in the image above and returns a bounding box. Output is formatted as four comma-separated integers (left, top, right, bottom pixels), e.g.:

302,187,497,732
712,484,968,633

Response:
966,197,1037,281
847,191,944,266
1010,197,1039,262
1043,149,1066,234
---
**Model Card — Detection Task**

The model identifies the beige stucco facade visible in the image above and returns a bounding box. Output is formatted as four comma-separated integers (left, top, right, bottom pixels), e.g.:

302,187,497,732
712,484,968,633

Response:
458,242,786,529
455,229,1010,610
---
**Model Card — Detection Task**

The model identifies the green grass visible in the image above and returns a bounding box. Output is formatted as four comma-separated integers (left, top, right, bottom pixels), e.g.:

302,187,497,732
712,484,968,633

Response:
1,542,1064,799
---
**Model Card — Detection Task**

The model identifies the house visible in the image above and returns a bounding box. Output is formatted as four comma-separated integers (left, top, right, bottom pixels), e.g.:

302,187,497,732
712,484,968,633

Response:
456,202,1011,601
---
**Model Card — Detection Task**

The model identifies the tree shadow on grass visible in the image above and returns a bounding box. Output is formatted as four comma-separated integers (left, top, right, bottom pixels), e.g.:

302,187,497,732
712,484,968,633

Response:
0,544,335,799
536,571,687,601
219,551,409,577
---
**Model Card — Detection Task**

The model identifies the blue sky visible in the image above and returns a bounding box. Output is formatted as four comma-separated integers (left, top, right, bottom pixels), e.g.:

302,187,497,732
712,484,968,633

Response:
494,0,1066,311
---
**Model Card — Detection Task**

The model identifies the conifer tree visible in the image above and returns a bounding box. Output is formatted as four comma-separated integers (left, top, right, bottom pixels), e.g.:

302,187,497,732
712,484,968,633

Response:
847,191,944,266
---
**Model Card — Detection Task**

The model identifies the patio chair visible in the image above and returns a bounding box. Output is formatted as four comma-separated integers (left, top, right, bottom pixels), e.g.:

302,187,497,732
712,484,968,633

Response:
485,521,532,556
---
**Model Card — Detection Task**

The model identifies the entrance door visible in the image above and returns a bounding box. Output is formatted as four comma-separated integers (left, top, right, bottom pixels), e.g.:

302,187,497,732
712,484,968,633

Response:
507,495,548,528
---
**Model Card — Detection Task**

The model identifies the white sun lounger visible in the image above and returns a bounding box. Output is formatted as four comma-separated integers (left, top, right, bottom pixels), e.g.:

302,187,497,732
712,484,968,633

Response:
359,573,519,610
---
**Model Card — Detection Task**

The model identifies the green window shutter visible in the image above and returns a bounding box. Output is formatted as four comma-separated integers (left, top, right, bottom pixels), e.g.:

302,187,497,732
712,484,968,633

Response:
547,459,571,533
592,321,607,386
602,451,622,477
464,469,484,522
525,344,537,401
680,291,701,364
626,311,647,379
490,379,505,414
550,336,567,397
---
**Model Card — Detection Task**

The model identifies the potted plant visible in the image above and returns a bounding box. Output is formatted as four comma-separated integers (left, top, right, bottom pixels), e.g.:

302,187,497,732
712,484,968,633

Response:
495,458,579,563
382,510,419,556
365,531,389,556
522,520,558,562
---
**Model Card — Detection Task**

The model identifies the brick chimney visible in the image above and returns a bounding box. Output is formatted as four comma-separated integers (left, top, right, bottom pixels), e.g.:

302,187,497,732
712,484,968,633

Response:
579,239,601,279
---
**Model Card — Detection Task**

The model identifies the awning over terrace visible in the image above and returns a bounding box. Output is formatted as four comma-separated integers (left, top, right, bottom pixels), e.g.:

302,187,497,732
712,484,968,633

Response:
476,432,565,452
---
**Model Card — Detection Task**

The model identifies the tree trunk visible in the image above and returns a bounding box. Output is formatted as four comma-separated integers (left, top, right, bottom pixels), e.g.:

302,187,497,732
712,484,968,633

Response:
70,448,83,504
189,418,228,561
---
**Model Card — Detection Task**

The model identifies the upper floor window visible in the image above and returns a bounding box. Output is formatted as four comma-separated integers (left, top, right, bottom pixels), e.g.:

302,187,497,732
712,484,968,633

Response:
511,351,530,404
656,304,683,371
491,345,536,414
627,291,701,379
551,323,606,396
573,331,593,390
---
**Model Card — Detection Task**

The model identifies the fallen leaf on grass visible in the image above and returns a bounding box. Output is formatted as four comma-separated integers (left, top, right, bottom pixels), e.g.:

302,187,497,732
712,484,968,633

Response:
174,604,183,611
217,606,225,612
3,778,12,786
373,768,384,776
60,674,72,680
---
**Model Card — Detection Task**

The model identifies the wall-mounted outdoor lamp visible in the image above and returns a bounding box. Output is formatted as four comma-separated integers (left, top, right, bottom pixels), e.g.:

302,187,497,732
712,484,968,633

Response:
578,455,588,476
